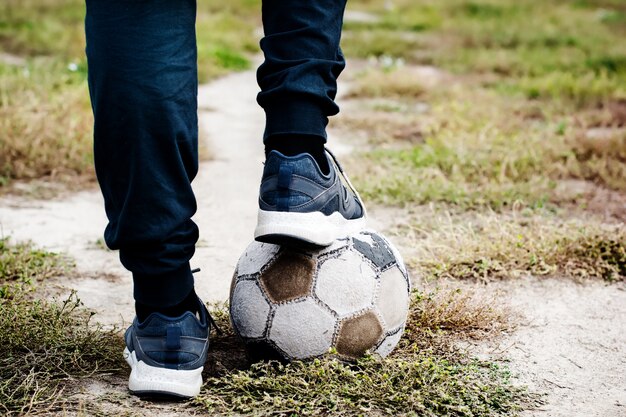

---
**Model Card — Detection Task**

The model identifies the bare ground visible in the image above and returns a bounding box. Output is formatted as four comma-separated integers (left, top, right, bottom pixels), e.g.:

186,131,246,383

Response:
1,67,626,416
472,278,626,417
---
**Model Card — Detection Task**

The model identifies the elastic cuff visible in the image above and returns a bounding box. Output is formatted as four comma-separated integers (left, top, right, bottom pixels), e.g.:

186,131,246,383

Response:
133,262,194,308
263,99,329,142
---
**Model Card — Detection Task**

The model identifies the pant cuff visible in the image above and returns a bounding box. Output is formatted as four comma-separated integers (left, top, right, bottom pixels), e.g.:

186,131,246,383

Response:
263,99,329,142
133,262,194,308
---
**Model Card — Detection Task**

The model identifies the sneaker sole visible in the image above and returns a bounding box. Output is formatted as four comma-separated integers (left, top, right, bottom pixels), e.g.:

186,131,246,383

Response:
123,347,203,398
254,209,366,247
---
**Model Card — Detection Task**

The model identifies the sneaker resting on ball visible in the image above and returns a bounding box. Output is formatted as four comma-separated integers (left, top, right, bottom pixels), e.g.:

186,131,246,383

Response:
255,148,366,247
123,297,212,398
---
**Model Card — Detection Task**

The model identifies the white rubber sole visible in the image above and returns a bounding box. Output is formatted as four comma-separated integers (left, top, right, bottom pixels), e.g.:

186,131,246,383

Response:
123,347,203,398
254,210,367,247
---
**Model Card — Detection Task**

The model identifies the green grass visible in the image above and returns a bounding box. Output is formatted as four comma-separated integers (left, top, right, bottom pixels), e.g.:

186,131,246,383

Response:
0,239,123,416
343,65,625,209
345,0,626,106
195,290,533,417
0,237,70,296
197,354,523,416
340,1,626,210
0,0,260,81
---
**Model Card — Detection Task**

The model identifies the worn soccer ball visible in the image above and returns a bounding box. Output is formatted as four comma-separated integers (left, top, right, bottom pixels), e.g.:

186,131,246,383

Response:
229,230,411,361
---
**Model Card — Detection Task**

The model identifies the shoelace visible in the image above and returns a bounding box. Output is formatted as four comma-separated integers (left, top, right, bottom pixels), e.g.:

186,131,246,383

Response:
324,147,368,218
191,268,223,335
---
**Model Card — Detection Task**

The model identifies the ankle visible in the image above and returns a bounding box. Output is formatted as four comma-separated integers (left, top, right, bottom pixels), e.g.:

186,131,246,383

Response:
265,134,329,175
135,288,199,322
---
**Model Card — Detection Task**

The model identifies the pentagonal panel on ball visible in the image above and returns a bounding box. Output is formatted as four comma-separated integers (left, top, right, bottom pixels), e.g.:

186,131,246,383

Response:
260,250,316,303
269,299,336,359
335,310,384,359
315,251,377,316
230,281,271,339
375,266,409,329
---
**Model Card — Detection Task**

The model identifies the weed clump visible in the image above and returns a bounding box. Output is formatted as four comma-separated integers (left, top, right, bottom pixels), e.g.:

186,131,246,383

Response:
0,291,124,415
0,239,123,416
195,291,532,417
0,237,70,296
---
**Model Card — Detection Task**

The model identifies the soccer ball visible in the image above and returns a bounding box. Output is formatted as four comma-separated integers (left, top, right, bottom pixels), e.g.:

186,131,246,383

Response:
229,230,411,361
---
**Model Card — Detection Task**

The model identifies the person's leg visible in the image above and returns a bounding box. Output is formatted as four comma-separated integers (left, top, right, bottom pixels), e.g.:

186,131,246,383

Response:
85,0,199,313
85,0,209,398
257,0,348,171
255,0,366,247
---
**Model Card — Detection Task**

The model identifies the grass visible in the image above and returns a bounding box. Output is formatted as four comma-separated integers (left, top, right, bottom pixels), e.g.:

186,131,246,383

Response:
408,288,512,340
0,239,123,416
0,0,260,187
195,290,533,417
344,88,561,208
344,0,626,106
0,237,70,296
386,208,626,282
341,65,626,209
197,354,522,416
339,0,626,209
0,291,124,416
0,59,93,185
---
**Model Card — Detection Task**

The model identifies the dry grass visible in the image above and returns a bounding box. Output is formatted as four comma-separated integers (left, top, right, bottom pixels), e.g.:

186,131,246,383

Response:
407,287,513,342
0,239,123,416
345,66,430,99
0,60,94,185
390,208,626,282
569,127,626,192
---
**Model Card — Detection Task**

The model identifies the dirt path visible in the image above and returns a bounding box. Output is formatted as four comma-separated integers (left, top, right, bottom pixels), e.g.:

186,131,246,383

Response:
472,278,626,417
1,67,625,416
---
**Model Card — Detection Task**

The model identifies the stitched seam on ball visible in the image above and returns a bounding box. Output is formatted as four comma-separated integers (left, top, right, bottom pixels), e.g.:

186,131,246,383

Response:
374,324,406,351
371,306,387,331
263,306,277,339
348,244,381,275
263,337,291,361
311,295,338,319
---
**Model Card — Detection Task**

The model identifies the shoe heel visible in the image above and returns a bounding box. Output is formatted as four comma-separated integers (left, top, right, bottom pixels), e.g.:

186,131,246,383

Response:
124,348,203,398
254,209,366,247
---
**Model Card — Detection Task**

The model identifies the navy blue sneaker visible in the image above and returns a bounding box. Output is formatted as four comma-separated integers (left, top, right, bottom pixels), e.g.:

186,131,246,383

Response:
123,297,211,398
255,148,367,247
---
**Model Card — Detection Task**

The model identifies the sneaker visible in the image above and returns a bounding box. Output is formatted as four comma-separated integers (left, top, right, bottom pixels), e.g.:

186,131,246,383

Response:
123,297,211,398
254,148,366,247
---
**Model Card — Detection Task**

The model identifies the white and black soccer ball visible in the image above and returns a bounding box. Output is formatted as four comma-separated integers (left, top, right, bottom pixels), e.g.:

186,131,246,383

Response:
229,230,411,361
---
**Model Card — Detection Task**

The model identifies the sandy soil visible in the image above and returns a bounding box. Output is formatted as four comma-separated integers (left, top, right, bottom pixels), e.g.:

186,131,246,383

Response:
473,278,626,417
1,67,625,416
